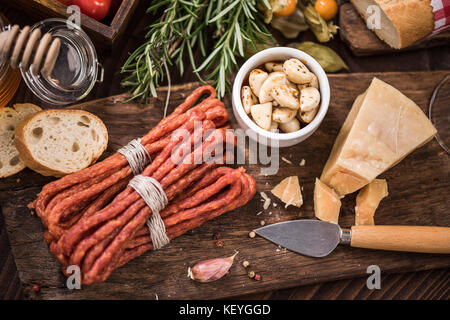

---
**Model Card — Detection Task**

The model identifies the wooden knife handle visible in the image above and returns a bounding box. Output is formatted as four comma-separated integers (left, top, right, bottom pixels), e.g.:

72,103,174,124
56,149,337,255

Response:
350,225,450,254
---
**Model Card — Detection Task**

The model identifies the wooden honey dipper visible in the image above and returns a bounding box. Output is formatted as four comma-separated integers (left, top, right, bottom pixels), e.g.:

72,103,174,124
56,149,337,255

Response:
0,24,61,78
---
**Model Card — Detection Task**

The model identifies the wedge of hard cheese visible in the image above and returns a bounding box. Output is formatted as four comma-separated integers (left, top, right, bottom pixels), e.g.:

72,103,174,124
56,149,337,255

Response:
355,179,388,226
314,178,341,224
321,78,437,196
271,176,303,208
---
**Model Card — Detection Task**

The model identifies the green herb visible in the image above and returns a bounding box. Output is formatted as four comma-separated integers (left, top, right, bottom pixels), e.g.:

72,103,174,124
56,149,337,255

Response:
289,41,348,72
244,34,278,59
121,0,272,103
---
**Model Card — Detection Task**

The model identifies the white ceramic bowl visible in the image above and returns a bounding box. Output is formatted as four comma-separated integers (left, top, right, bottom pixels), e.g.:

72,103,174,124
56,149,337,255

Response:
232,47,330,147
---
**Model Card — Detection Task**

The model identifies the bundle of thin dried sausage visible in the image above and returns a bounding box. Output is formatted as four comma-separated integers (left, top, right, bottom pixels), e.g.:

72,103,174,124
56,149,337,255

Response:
30,85,256,284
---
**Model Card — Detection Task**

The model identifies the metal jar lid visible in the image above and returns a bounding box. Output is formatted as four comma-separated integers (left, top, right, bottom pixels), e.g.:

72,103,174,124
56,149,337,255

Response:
21,18,103,105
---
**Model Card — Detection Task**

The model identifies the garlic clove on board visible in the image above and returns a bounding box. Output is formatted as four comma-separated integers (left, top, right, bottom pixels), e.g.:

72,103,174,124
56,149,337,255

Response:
188,252,238,283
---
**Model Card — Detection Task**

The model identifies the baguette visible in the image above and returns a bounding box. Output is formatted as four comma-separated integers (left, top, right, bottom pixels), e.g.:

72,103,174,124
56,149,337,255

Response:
351,0,434,49
14,109,108,177
0,103,42,178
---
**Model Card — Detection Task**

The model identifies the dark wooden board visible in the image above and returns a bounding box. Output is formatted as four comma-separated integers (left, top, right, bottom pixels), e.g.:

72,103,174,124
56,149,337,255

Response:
0,72,449,300
339,3,450,56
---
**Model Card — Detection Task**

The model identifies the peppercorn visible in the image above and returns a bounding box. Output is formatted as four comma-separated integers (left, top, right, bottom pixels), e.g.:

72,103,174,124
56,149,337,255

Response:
32,284,40,292
254,274,261,281
248,271,255,279
249,231,256,238
212,232,221,240
242,260,250,268
260,220,265,226
215,240,223,247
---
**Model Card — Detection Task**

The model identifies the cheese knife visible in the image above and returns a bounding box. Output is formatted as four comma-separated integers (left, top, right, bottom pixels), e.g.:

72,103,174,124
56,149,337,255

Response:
254,220,450,257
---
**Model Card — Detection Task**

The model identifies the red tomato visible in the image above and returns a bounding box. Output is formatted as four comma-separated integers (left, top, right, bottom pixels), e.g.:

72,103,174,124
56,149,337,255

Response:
73,0,111,21
56,0,73,5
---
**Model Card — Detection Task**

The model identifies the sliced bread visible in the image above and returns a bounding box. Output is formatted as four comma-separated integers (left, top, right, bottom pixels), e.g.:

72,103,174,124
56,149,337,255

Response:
14,109,108,177
0,103,42,178
351,0,434,49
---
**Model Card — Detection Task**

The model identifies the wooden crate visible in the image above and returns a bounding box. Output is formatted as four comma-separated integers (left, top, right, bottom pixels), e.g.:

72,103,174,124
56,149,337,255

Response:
6,0,140,46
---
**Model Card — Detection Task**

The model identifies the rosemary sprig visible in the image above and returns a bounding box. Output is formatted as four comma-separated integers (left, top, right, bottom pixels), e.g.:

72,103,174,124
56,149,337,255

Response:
195,0,271,98
121,0,205,104
121,0,272,102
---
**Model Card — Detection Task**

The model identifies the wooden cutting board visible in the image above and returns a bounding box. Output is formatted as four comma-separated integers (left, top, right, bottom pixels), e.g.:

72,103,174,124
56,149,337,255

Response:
1,71,449,300
339,3,450,56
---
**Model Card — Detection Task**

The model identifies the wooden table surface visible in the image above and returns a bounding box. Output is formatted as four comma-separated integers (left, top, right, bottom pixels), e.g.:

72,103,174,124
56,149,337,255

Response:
0,1,449,300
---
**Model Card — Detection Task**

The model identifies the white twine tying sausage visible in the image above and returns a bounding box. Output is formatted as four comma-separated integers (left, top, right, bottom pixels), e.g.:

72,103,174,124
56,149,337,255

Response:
119,139,169,249
128,175,169,250
118,138,151,176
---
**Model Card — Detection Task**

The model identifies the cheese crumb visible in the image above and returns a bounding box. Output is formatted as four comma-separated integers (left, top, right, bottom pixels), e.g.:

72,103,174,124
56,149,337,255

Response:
263,199,271,210
314,178,341,224
260,191,271,210
281,157,292,164
355,179,388,226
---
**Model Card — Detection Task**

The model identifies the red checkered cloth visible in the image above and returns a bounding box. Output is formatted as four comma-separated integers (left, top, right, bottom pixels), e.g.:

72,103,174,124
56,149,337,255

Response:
431,0,450,34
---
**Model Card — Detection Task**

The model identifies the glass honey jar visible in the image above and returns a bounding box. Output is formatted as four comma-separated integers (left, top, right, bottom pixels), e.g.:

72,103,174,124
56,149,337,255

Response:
21,18,103,105
0,16,103,106
0,13,21,109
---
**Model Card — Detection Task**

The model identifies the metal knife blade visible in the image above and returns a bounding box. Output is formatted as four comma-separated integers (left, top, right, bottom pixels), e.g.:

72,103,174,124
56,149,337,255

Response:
254,219,342,258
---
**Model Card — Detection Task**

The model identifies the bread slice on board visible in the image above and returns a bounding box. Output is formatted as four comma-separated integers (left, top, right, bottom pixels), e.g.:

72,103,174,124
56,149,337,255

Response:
350,0,434,49
0,103,42,178
14,109,108,177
